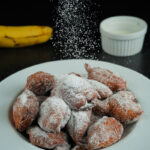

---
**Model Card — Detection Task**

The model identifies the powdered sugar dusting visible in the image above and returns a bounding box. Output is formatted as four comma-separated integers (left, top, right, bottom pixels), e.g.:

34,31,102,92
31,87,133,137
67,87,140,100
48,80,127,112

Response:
110,91,141,112
88,79,113,99
18,89,36,106
13,89,39,132
85,64,127,91
51,0,101,59
52,74,98,110
27,126,65,149
88,116,124,149
72,110,91,132
38,96,71,133
67,110,91,142
27,126,49,138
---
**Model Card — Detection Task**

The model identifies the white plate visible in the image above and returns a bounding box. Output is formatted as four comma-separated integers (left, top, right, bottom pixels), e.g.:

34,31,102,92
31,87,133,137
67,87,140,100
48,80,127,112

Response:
0,59,150,150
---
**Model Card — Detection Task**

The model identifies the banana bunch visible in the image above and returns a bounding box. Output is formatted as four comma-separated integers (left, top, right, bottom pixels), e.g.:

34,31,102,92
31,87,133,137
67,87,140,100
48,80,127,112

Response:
0,26,53,48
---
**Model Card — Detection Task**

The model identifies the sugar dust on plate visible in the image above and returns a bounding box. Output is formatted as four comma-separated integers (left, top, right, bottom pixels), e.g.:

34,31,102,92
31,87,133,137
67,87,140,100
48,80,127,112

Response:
51,0,101,59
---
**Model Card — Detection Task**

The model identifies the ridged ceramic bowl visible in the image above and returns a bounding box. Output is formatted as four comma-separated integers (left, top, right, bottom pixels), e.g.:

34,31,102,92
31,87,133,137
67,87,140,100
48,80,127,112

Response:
100,16,147,56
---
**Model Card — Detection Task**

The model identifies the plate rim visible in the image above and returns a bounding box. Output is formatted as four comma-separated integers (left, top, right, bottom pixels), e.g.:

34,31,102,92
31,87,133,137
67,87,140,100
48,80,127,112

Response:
0,59,150,84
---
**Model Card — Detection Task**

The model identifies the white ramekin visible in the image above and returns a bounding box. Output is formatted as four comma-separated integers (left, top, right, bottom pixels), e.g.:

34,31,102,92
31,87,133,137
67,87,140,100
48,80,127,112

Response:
100,16,148,56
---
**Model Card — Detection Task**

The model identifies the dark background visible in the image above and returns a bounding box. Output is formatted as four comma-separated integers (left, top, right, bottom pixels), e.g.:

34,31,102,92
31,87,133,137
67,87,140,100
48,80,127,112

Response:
0,0,150,81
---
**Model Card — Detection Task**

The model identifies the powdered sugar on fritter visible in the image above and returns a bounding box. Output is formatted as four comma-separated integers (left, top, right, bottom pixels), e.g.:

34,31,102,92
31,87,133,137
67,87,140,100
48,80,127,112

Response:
109,91,141,112
88,116,124,148
51,74,98,110
38,96,71,133
88,79,113,99
19,89,36,105
67,110,91,142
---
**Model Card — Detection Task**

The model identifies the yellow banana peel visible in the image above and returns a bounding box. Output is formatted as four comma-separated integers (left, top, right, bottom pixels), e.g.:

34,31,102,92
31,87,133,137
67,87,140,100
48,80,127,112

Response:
0,26,53,48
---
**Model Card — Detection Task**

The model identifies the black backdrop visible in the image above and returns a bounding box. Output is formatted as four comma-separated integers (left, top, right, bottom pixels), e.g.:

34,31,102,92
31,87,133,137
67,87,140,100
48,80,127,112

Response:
0,0,149,25
1,0,149,43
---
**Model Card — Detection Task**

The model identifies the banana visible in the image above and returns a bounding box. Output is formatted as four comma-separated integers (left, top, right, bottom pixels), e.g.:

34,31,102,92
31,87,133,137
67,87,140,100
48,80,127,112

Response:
0,26,53,48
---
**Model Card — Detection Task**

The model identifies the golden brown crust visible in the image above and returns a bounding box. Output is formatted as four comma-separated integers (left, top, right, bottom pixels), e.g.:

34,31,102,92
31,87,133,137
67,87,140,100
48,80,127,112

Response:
25,71,55,96
85,63,126,91
92,91,143,124
27,126,66,149
87,117,123,149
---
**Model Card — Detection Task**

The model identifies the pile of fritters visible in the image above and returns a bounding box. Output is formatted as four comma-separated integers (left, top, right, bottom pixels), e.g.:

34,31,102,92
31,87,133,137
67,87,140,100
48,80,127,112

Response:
12,64,143,150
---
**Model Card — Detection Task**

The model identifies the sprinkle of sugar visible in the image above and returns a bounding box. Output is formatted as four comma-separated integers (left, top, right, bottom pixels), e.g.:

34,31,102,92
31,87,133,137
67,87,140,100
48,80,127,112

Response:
67,110,91,142
13,89,39,126
88,79,113,99
19,89,35,105
27,126,65,149
51,74,98,110
110,91,141,112
51,0,101,59
38,96,71,133
13,89,39,132
92,98,110,115
85,64,127,91
70,110,91,132
88,116,124,149
27,126,49,139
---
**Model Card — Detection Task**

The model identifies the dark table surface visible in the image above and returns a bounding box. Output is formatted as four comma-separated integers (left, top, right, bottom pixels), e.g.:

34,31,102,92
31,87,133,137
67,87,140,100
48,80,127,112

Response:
0,40,150,81
0,0,150,81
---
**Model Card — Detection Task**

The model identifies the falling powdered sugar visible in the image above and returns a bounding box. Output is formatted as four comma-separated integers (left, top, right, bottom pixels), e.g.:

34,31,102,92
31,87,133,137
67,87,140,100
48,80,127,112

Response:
51,0,101,59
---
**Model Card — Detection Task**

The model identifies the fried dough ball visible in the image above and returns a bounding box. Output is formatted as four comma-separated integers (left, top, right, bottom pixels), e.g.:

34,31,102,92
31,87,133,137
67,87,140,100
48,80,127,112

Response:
27,126,66,149
85,64,126,91
108,91,143,124
13,89,39,132
93,91,143,124
38,96,71,133
88,79,113,99
67,110,92,143
25,71,55,96
87,116,124,149
51,74,99,110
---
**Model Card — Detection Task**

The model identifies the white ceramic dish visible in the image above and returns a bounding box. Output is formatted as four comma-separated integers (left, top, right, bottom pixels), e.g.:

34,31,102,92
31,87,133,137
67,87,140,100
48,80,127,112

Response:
0,59,150,150
100,16,147,56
